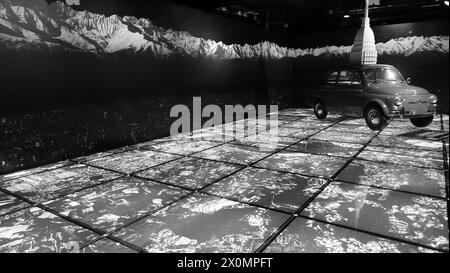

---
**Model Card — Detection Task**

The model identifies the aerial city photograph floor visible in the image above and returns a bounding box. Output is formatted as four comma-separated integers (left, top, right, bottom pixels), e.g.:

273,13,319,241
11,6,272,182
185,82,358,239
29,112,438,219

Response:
0,109,448,253
0,0,449,257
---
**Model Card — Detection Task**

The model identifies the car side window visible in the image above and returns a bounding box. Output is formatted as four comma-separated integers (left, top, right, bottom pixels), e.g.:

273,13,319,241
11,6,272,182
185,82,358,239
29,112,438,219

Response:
326,71,338,85
338,70,361,87
337,70,352,86
351,72,362,85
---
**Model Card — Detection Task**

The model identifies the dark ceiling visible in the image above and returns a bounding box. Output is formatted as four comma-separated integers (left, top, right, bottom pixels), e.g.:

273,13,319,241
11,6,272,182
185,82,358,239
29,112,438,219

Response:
167,0,449,31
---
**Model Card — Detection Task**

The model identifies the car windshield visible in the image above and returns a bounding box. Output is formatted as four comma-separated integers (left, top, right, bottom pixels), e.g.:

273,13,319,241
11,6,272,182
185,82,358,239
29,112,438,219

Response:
363,67,405,84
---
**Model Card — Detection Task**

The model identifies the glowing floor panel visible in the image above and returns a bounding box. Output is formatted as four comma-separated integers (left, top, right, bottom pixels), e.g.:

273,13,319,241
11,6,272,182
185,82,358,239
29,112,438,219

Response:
0,110,448,253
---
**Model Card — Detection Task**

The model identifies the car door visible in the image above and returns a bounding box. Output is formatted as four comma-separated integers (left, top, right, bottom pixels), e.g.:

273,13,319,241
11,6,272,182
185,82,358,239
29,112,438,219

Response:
319,70,340,112
335,70,365,116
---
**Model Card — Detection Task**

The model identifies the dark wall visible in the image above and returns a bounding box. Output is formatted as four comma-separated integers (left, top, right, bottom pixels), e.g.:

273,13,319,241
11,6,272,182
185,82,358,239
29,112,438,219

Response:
288,19,449,48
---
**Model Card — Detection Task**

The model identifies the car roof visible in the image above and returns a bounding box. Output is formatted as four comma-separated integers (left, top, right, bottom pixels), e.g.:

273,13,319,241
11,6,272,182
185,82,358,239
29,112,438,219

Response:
328,64,395,72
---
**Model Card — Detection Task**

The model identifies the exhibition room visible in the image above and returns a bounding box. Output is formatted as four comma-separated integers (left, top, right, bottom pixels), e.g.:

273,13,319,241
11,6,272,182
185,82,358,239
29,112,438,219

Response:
0,0,448,255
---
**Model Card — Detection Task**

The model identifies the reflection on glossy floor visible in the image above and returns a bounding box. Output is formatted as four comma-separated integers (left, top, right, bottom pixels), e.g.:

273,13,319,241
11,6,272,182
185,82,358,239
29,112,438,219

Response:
0,109,448,253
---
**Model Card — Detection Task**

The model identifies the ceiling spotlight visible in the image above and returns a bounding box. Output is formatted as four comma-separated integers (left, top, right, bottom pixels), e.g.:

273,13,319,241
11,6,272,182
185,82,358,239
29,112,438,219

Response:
343,14,350,18
284,23,289,28
444,1,449,6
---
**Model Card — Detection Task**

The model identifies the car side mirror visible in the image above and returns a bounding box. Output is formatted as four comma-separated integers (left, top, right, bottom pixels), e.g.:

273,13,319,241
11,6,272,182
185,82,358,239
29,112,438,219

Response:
406,77,412,84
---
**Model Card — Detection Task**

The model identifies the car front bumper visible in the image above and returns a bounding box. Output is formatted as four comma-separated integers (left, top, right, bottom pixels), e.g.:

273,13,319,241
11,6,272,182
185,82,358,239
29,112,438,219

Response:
389,103,437,118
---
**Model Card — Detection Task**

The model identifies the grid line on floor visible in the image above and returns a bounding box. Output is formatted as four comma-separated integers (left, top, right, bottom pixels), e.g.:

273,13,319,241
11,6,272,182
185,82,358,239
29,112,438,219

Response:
0,110,448,253
254,126,383,253
72,114,344,252
75,154,252,252
295,214,445,253
334,179,447,200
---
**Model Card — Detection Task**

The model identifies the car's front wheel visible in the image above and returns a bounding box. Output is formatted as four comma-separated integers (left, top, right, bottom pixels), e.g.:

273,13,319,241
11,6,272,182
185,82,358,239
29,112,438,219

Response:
410,116,434,127
364,106,387,131
314,100,328,120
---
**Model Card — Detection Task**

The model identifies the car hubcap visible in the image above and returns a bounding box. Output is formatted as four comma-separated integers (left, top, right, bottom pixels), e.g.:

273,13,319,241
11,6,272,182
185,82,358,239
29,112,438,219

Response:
368,110,380,126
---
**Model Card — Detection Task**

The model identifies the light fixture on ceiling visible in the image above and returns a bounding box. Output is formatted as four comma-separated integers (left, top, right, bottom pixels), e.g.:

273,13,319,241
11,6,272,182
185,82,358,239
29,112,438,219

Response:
343,14,350,18
444,1,449,6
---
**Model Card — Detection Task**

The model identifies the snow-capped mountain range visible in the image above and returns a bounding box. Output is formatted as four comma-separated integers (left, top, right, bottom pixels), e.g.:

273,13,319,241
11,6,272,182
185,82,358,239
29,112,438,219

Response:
0,0,448,59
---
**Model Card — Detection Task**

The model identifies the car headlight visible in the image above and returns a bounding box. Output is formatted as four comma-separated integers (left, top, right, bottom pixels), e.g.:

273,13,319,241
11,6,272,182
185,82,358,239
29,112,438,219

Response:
429,95,438,104
388,95,404,106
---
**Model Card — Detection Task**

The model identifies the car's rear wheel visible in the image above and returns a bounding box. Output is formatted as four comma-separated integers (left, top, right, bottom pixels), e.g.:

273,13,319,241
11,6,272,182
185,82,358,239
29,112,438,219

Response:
314,100,328,120
410,116,434,127
364,106,387,131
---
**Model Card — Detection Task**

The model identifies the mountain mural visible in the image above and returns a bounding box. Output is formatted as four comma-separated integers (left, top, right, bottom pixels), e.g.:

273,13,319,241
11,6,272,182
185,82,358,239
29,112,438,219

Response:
0,0,448,58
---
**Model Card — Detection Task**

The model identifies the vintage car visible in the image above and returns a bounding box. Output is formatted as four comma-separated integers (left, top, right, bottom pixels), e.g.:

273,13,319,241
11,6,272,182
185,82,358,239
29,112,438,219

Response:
312,64,438,130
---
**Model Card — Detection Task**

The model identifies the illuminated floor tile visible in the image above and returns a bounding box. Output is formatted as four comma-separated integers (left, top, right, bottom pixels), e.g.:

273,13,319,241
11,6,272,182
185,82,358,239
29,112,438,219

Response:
339,118,367,126
310,130,374,144
370,136,443,151
114,193,289,253
1,164,122,203
400,130,449,142
357,145,444,169
380,127,448,138
264,217,437,253
300,116,342,125
222,126,258,137
188,131,239,143
141,138,221,155
134,138,176,148
328,124,375,134
0,161,73,182
232,134,299,151
192,144,272,165
79,239,137,253
278,109,314,115
42,177,191,232
282,121,333,130
0,108,447,253
203,167,326,213
336,160,446,198
287,139,364,158
0,192,29,216
72,151,115,163
277,115,304,122
301,182,449,251
135,157,242,190
279,120,317,128
442,115,449,131
0,207,97,253
255,151,348,178
235,119,285,131
87,150,180,174
104,145,140,154
275,127,317,138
